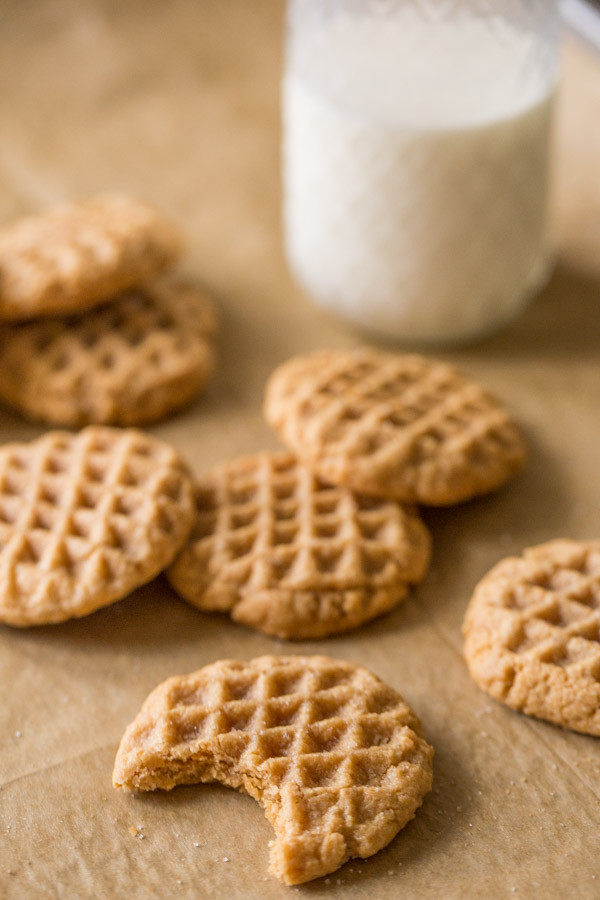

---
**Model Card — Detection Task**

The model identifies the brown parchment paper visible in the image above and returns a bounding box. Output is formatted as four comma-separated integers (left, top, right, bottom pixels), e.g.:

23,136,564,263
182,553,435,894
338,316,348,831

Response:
0,2,599,897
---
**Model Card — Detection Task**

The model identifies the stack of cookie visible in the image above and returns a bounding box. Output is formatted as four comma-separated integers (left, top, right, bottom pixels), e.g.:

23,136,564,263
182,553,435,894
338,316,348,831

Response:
0,194,216,427
166,347,526,639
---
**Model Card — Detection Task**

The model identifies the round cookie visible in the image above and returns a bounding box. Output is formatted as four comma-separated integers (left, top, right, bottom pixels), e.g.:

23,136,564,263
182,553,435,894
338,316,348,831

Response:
167,451,431,639
0,426,195,626
463,540,600,736
0,281,216,426
113,654,434,885
0,194,181,320
264,348,526,506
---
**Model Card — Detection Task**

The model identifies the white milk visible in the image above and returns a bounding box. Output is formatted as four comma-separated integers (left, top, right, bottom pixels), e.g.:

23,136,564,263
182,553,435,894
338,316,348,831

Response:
283,14,557,343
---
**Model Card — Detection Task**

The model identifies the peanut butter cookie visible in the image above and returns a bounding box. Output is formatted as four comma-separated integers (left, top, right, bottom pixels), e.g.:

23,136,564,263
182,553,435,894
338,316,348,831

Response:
264,349,525,505
463,539,600,735
113,655,434,884
0,194,181,319
167,451,431,638
0,281,216,426
0,426,195,626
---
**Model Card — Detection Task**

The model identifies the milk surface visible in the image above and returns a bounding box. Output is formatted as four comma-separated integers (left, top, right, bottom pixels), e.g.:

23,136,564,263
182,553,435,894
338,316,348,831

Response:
283,14,557,342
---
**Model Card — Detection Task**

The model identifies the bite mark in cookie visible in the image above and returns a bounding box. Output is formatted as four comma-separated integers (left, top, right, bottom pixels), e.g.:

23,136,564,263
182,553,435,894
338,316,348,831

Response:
113,655,434,884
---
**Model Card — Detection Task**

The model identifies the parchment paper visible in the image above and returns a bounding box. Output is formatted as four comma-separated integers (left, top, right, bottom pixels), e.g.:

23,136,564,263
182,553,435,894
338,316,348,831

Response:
0,2,599,897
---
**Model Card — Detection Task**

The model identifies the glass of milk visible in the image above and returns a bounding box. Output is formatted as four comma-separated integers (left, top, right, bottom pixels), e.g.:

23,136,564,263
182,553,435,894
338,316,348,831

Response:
282,0,561,344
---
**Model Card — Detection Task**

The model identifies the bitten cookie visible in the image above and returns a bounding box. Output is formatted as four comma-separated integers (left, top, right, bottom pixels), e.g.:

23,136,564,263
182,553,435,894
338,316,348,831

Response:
463,539,600,736
0,281,217,426
0,194,181,319
113,654,434,885
264,348,526,506
0,426,195,626
166,451,431,639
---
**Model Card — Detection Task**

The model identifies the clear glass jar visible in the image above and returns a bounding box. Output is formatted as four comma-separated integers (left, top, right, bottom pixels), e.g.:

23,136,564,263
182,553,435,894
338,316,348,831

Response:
282,0,561,344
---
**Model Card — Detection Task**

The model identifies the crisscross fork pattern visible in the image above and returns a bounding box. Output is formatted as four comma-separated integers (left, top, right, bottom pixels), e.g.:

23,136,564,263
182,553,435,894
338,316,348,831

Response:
264,349,525,504
0,426,194,625
167,452,430,637
0,283,216,426
464,540,600,735
113,655,434,885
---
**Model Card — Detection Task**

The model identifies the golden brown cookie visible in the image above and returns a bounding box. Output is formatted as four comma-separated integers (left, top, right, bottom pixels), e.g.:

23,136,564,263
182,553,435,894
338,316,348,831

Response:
463,540,600,736
113,654,434,885
0,281,216,426
0,194,181,320
264,349,526,506
0,426,195,626
166,451,431,639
